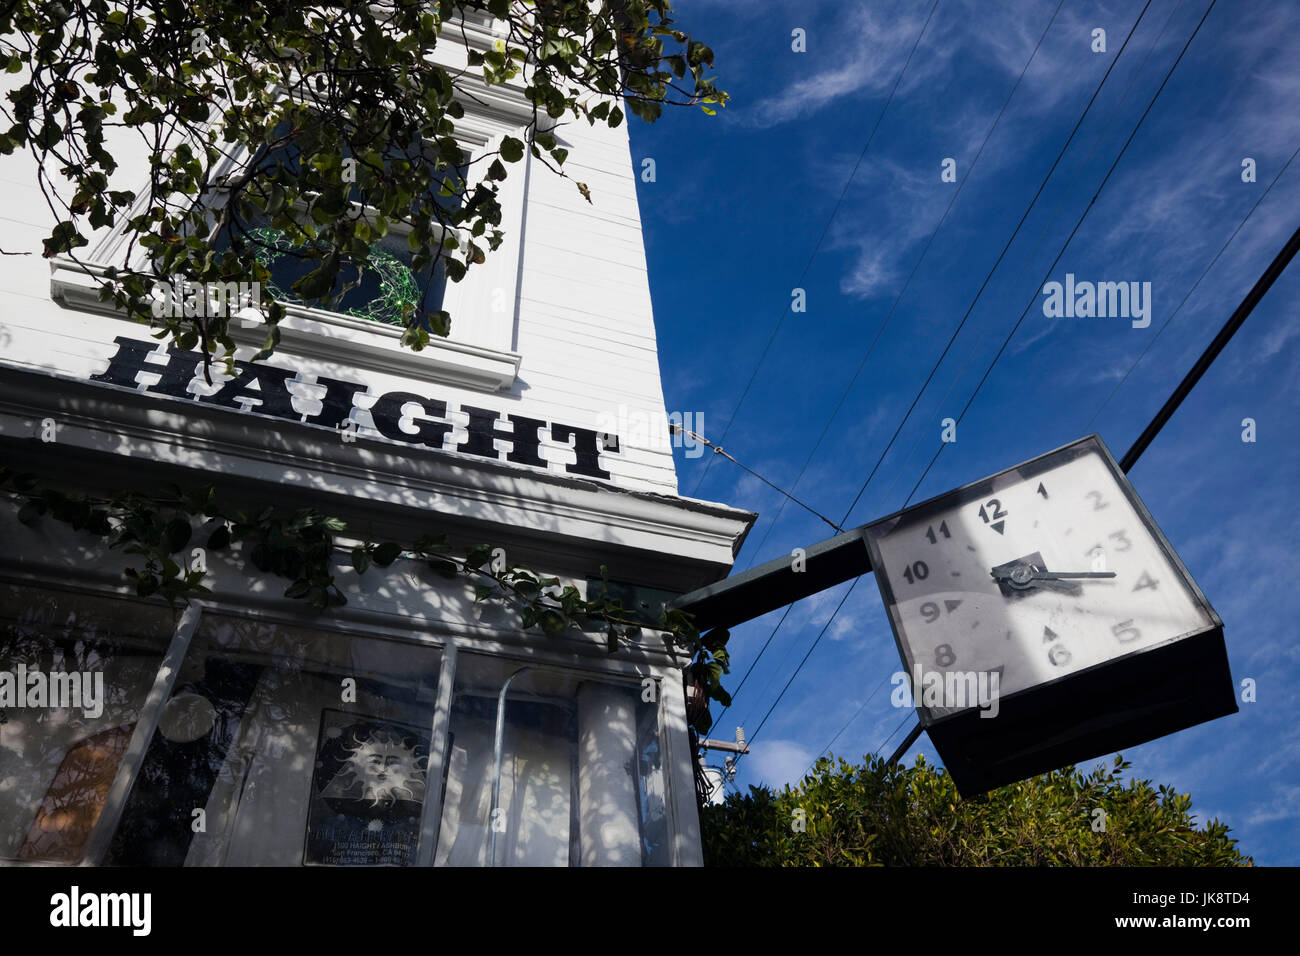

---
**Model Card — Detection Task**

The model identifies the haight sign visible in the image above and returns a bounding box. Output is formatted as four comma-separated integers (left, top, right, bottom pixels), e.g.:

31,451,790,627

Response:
88,336,621,480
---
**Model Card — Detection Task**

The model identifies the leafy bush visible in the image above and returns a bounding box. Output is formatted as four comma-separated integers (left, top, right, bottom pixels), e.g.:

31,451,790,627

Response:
701,754,1249,866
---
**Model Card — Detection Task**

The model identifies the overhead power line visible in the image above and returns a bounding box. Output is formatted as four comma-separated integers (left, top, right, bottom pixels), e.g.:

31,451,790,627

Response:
1118,221,1300,471
881,215,1300,766
735,0,1069,576
1086,143,1300,435
673,426,842,533
900,0,1219,508
715,0,1158,749
689,0,943,497
838,0,1158,527
871,0,1224,767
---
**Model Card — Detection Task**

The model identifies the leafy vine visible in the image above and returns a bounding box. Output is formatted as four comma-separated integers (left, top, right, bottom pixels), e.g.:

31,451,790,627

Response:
0,465,731,731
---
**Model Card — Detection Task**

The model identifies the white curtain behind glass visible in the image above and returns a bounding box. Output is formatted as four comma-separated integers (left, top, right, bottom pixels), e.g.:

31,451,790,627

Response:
435,699,573,866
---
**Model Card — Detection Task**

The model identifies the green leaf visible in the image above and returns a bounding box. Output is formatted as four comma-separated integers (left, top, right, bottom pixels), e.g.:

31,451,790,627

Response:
372,542,402,567
351,547,371,574
427,557,459,578
499,136,524,163
538,609,566,635
702,627,730,652
165,517,192,553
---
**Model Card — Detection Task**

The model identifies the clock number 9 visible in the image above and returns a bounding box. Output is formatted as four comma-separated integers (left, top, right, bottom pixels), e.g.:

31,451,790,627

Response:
920,601,940,623
901,560,929,585
1112,620,1141,643
935,644,956,667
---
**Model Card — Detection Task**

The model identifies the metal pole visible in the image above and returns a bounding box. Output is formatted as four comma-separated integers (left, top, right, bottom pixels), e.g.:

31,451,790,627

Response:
488,666,529,867
885,721,924,768
1119,222,1300,473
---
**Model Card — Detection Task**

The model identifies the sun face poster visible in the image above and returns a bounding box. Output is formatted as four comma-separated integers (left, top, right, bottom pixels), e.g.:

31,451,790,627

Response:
303,711,431,866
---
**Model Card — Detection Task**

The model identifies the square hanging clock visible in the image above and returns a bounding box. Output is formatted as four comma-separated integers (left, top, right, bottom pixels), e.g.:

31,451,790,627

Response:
862,435,1237,796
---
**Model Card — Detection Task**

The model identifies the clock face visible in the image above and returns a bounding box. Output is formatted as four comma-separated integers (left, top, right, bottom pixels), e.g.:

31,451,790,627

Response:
864,437,1220,721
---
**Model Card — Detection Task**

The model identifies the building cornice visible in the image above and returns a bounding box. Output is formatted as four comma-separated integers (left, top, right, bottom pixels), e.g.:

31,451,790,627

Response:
0,364,755,592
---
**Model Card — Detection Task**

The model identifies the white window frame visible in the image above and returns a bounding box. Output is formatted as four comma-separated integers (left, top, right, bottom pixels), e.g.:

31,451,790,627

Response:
49,16,535,392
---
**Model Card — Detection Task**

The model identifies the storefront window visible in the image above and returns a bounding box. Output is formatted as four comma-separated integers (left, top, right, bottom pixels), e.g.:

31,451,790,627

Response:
105,615,442,866
3,589,676,868
0,583,176,864
435,654,669,867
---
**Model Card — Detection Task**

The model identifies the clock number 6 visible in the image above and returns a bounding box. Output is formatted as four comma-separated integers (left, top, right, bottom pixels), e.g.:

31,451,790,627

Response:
901,560,929,585
1047,644,1071,667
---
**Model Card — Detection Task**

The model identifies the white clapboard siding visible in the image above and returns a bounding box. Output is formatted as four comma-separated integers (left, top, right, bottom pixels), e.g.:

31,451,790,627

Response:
0,51,683,494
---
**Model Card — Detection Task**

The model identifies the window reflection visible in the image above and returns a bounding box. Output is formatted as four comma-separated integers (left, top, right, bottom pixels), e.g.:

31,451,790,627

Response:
0,584,173,863
106,616,441,866
435,654,668,867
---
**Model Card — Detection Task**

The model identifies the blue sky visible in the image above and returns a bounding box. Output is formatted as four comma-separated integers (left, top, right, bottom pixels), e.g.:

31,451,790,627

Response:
629,0,1300,864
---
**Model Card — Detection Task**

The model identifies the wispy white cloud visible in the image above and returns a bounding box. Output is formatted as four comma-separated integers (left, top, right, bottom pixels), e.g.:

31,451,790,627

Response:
746,737,816,789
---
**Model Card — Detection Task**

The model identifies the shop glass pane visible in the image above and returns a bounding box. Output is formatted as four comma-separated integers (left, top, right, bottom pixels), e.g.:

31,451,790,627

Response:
0,583,176,863
105,616,441,866
435,654,669,867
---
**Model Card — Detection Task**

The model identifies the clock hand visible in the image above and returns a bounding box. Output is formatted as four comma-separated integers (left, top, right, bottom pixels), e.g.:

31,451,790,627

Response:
990,566,1116,591
1022,571,1116,580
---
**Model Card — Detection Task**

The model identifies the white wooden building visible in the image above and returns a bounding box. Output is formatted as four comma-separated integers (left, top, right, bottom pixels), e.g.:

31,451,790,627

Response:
0,10,753,866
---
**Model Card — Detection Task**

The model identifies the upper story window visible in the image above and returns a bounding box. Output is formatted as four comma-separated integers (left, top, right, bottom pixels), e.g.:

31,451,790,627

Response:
51,13,536,392
207,119,468,333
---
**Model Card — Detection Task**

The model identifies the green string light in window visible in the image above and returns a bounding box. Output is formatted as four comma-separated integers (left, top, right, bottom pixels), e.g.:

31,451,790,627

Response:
247,226,421,328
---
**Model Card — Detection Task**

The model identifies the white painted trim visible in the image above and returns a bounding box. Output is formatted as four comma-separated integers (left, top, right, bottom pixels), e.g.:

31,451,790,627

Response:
661,671,704,866
48,258,523,391
81,600,204,865
415,642,458,866
0,367,755,587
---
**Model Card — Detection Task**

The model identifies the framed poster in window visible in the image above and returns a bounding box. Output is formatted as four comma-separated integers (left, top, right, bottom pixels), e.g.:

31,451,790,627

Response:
303,710,432,867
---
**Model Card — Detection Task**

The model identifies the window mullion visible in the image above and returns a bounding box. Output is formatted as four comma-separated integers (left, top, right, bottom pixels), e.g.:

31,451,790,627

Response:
414,641,458,866
80,600,205,865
